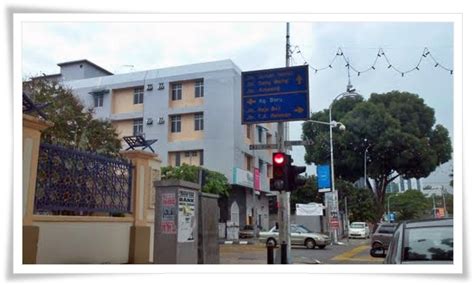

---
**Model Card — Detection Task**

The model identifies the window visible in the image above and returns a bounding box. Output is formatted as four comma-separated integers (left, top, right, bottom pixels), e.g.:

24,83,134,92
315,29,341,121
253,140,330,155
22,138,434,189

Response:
170,115,181,133
403,226,453,262
246,125,252,139
175,152,181,166
133,87,144,104
267,164,272,178
133,119,143,136
259,159,263,170
192,151,198,157
184,151,190,157
258,127,263,143
245,155,253,171
195,79,204,98
194,113,204,131
171,83,182,100
94,94,103,108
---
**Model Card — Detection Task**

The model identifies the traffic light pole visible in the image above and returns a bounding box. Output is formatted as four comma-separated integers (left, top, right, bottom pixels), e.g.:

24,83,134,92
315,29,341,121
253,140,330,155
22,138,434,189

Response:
276,22,292,264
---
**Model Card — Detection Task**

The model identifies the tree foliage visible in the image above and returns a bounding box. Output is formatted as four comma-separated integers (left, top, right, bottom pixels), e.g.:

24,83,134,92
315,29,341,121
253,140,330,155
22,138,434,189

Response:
23,78,121,156
302,91,452,224
336,180,377,223
388,190,432,221
161,164,230,196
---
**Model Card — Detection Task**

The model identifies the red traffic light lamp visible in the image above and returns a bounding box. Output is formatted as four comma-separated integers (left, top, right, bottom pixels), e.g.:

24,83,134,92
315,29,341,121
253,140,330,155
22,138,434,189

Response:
271,152,290,192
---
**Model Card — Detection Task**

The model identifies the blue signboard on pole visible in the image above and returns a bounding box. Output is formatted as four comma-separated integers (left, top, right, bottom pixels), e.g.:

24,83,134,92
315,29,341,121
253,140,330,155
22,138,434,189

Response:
241,65,309,124
317,164,331,192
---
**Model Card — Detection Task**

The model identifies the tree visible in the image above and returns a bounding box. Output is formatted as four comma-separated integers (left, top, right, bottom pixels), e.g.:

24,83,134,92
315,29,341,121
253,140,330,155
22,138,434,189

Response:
23,78,121,156
388,190,432,221
336,180,377,223
160,164,230,196
290,175,324,212
302,91,452,224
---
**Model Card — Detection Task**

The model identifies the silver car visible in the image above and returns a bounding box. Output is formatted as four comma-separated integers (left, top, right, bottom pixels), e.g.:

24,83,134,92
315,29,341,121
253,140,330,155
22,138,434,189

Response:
259,224,331,249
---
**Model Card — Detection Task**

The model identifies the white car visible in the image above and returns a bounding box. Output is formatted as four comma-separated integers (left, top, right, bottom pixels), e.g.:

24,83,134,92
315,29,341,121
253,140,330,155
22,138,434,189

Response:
259,224,331,249
349,222,370,239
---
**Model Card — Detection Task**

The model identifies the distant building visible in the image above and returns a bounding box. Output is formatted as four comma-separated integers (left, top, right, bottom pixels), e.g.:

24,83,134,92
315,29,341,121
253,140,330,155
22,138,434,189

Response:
34,59,278,230
422,185,447,197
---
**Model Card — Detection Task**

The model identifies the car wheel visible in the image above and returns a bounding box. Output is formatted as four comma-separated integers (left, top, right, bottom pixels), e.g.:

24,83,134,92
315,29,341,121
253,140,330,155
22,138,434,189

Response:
317,245,326,249
266,238,277,247
305,238,316,249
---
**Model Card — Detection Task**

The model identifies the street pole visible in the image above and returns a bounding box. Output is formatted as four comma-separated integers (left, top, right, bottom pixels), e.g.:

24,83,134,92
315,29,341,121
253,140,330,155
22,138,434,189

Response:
276,22,291,264
432,195,436,218
442,191,448,218
364,149,367,189
252,149,257,241
328,104,340,244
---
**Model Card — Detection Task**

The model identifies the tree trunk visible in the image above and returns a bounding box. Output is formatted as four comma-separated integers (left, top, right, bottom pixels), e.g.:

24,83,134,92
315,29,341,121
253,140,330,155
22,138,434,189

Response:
370,177,388,230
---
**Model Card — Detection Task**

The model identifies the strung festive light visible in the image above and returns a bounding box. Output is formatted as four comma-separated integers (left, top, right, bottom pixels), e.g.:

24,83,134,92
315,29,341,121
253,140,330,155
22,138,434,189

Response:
435,63,439,67
329,64,332,68
416,66,420,70
387,65,392,69
371,66,376,70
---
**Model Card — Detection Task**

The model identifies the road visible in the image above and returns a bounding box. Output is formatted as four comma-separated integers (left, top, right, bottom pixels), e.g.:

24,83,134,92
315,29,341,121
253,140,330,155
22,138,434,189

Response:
219,238,384,264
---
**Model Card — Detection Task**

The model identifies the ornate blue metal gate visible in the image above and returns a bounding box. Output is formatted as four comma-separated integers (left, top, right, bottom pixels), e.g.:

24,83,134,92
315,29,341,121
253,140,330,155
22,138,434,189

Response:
34,143,133,215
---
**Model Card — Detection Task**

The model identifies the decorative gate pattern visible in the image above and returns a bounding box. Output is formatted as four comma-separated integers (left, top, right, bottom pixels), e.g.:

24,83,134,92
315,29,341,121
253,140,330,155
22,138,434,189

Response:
34,143,133,214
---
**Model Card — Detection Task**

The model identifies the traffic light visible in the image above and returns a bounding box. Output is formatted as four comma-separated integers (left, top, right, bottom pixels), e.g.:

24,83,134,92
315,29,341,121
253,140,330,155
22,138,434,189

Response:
288,164,307,191
270,152,290,191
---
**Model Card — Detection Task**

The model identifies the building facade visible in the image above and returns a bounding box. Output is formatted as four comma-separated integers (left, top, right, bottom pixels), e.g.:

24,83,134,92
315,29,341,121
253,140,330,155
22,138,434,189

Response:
37,59,277,231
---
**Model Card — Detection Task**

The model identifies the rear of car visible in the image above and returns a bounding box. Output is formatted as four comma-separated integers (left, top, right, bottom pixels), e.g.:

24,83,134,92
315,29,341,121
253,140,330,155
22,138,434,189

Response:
376,218,453,264
398,219,453,264
371,223,398,250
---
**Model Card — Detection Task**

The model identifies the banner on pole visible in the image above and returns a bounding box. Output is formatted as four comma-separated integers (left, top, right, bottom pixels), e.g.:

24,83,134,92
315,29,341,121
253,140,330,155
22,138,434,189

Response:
317,164,331,192
296,203,323,216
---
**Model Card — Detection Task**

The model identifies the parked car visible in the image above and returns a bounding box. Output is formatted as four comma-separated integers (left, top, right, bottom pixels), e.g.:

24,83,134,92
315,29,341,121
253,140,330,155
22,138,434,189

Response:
239,225,258,239
370,218,453,264
371,222,398,250
259,224,331,249
349,222,370,239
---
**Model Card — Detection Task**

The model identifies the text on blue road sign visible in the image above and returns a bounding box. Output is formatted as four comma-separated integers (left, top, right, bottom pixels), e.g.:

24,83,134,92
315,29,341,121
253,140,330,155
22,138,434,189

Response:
241,65,309,124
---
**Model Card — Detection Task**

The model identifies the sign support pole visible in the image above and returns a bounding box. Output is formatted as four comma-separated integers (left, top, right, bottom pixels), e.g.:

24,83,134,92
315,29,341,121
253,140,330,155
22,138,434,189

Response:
277,22,292,264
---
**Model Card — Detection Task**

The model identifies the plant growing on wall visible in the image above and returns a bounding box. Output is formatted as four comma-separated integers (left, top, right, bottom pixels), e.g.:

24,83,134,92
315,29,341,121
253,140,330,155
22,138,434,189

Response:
161,164,230,196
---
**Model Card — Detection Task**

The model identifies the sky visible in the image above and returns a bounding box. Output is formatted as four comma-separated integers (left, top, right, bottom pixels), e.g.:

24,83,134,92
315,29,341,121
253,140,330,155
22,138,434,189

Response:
21,20,454,187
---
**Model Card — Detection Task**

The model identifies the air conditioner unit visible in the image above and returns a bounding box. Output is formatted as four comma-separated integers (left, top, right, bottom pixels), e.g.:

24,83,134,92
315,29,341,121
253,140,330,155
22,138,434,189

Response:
146,118,153,125
158,117,165,125
147,84,153,91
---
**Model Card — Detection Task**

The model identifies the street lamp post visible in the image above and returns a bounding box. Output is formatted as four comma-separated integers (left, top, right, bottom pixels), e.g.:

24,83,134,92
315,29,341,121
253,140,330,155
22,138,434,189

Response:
364,140,370,189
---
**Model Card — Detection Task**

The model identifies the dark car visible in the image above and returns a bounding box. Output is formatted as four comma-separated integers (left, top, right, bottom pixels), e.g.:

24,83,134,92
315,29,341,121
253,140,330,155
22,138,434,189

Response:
239,225,258,239
371,223,398,250
370,218,453,264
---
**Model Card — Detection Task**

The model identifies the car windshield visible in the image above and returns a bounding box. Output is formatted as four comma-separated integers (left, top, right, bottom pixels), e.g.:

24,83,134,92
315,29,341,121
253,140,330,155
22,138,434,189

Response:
403,226,453,262
351,224,365,228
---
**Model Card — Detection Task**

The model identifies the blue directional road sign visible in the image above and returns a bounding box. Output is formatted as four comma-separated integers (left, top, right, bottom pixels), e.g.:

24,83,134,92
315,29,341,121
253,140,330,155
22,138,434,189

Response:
241,65,309,124
317,164,331,192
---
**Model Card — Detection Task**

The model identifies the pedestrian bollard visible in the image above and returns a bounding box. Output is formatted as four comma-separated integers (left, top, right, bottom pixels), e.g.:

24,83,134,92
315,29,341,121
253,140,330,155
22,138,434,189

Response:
281,241,288,264
267,244,274,264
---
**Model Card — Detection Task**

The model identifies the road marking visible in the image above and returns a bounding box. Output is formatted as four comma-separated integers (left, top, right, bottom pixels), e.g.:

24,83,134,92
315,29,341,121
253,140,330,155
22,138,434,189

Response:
331,245,371,261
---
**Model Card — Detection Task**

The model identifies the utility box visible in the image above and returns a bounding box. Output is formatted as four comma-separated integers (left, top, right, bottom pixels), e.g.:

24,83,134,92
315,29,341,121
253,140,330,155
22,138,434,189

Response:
153,180,199,264
198,192,219,264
